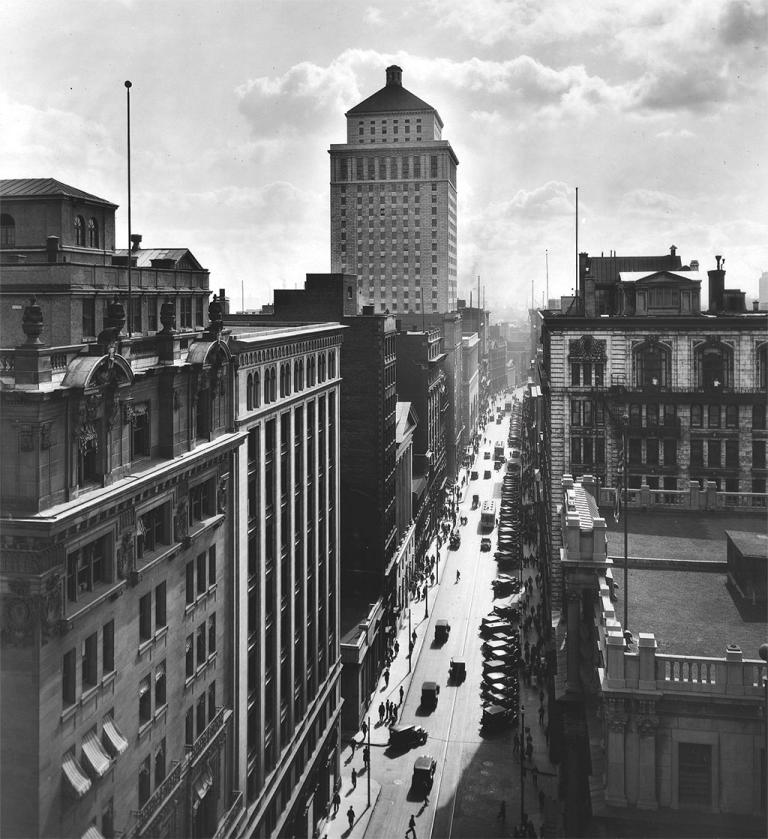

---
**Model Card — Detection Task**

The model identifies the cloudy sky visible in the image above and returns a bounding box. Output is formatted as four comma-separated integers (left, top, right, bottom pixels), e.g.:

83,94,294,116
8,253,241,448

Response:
1,0,766,313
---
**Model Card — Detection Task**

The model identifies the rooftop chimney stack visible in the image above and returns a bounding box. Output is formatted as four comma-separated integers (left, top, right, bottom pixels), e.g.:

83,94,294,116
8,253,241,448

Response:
670,245,677,256
386,65,403,87
707,255,726,313
130,233,142,252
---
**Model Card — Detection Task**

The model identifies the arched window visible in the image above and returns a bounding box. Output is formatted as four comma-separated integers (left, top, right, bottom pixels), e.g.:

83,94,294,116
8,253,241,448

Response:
87,218,99,248
74,215,85,246
633,340,671,388
0,213,15,247
246,374,253,411
298,359,304,389
253,371,260,408
264,368,270,404
279,365,286,398
756,343,767,392
328,351,336,378
695,340,733,390
269,367,276,402
285,363,291,396
319,354,326,382
294,360,300,390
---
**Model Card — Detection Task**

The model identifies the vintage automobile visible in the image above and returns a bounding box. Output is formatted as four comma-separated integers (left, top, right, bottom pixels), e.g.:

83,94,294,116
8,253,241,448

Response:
434,620,451,644
483,450,491,459
410,755,437,798
449,657,466,683
481,704,516,730
389,724,428,750
449,531,461,550
421,681,440,709
480,537,492,552
471,494,480,509
483,469,492,480
470,469,479,481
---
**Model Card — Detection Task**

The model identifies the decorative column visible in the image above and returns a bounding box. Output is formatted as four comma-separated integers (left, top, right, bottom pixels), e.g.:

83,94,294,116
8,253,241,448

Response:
604,697,628,807
565,587,581,695
636,701,659,810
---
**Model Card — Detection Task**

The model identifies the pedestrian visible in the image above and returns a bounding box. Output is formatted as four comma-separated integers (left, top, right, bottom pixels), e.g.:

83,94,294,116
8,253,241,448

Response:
497,800,506,822
394,640,399,657
384,667,390,687
538,704,545,726
350,737,357,756
399,685,404,705
456,569,461,583
513,731,520,753
332,790,341,815
378,702,385,723
347,805,355,830
412,630,417,645
526,741,534,763
361,720,368,737
406,814,417,838
351,768,357,790
363,745,370,768
532,766,538,786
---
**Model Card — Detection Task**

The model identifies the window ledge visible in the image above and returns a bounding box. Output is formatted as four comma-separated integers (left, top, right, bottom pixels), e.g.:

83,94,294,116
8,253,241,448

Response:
138,720,153,740
154,705,167,724
62,579,127,628
61,703,77,723
101,671,116,689
138,626,169,657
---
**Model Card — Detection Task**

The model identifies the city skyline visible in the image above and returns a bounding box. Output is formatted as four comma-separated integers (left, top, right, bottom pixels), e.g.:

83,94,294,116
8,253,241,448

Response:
1,0,766,311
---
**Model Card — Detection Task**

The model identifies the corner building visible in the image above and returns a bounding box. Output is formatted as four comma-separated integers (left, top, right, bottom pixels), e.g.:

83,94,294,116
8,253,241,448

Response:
329,65,459,314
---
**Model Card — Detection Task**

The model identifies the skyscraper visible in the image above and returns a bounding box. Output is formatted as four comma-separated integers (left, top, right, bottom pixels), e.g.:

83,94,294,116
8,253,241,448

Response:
329,65,459,314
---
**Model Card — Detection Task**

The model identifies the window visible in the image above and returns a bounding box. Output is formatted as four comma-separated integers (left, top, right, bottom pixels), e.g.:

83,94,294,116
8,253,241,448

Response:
725,405,738,428
0,213,15,247
195,299,204,327
690,404,702,428
754,441,766,469
103,620,114,673
180,297,192,328
708,405,720,428
102,799,114,839
67,534,110,602
75,215,85,246
185,635,194,678
155,661,166,709
131,404,150,459
646,439,659,465
707,440,721,468
725,440,739,468
635,342,670,387
139,676,151,724
189,480,212,525
87,218,99,248
196,693,207,737
690,439,704,468
571,364,580,387
148,300,158,332
664,439,677,466
154,738,166,788
208,613,216,655
186,561,195,605
138,757,151,807
63,649,76,706
646,403,659,426
430,156,438,178
753,403,767,430
82,632,98,689
139,593,152,642
628,438,642,465
185,708,194,746
664,404,676,426
137,503,167,559
154,582,166,630
208,681,216,722
196,623,206,666
130,297,142,334
82,298,96,338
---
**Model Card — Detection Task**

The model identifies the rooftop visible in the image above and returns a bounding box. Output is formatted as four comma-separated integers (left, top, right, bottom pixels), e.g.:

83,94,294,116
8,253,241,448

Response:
726,529,768,559
346,65,442,125
0,177,116,207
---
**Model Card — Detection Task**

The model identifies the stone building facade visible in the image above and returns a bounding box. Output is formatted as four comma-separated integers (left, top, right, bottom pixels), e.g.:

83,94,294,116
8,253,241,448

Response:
0,180,241,839
329,65,459,314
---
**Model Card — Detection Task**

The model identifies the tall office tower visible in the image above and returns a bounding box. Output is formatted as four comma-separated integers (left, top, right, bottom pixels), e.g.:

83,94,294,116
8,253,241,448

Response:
329,65,459,314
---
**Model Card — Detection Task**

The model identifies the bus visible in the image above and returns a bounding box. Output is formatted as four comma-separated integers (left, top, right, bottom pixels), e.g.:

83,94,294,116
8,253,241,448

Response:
493,441,505,464
480,500,497,531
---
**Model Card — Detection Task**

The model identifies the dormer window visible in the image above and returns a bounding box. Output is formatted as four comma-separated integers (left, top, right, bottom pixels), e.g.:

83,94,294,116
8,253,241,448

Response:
74,215,85,246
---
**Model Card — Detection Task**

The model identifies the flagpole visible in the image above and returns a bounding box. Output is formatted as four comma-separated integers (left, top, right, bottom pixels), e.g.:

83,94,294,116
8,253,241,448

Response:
125,80,133,336
622,414,629,632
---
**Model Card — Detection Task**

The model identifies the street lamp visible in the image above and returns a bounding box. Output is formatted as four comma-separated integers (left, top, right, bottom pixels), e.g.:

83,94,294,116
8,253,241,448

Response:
622,413,629,634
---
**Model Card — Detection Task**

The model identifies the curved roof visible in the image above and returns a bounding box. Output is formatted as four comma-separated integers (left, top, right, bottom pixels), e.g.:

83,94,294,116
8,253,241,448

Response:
62,352,134,390
0,178,117,207
187,340,231,366
346,67,440,124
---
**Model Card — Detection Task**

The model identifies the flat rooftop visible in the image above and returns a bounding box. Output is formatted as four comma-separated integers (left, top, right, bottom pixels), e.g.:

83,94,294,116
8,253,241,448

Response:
600,509,766,562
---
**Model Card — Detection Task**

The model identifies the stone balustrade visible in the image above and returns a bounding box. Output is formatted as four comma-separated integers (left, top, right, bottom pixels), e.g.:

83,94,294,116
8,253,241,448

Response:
599,481,767,512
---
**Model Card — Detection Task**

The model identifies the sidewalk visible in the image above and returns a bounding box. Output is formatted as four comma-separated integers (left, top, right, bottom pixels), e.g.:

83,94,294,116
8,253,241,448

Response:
319,525,451,839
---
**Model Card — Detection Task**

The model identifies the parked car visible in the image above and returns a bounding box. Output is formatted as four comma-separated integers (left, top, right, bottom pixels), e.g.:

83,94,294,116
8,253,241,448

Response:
480,537,492,552
410,755,437,798
484,451,491,459
389,724,428,750
483,469,492,480
449,658,466,683
471,494,480,509
434,620,451,643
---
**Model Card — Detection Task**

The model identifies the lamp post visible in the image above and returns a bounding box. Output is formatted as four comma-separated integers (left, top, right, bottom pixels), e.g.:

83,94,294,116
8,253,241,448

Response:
425,582,429,619
760,644,768,809
408,608,412,673
622,413,629,633
367,715,371,808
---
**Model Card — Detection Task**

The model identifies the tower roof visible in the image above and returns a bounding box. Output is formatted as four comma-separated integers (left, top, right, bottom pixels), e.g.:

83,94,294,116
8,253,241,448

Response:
346,66,443,127
0,178,117,207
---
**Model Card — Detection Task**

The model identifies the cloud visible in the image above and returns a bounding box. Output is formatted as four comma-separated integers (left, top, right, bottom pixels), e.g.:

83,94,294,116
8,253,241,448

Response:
364,6,383,26
655,128,695,140
619,188,685,216
504,181,576,218
718,0,768,45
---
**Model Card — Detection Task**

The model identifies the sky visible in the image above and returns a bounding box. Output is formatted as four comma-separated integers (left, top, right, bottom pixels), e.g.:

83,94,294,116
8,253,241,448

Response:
1,0,766,315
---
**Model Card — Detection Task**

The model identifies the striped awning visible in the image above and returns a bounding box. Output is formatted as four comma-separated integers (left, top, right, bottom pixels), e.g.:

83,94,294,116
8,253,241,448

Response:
102,718,128,756
63,753,91,798
82,730,110,778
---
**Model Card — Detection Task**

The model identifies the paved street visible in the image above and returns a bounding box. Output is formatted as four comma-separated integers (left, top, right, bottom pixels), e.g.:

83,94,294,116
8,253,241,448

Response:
321,394,561,839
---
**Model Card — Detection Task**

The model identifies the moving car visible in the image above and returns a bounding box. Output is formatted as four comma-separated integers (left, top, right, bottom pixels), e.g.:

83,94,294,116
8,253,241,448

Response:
480,537,492,552
434,620,451,643
449,658,466,683
410,755,437,798
389,724,428,749
471,494,480,509
421,681,440,709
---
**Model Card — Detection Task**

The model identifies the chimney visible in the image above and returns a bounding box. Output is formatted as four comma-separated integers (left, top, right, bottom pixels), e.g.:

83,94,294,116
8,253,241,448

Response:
670,245,677,256
130,233,142,252
218,288,230,315
707,255,725,313
386,65,403,87
690,259,699,271
753,300,760,312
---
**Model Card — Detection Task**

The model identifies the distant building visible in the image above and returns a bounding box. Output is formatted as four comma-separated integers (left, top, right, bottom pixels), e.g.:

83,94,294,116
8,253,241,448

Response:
329,65,459,314
0,180,240,839
461,333,480,446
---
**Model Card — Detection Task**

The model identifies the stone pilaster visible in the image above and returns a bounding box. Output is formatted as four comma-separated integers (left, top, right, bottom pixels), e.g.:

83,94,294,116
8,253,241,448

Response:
604,697,628,806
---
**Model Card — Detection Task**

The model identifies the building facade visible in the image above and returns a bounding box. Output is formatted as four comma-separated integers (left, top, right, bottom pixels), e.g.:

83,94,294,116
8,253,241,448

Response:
0,181,241,839
329,65,459,314
229,323,344,839
538,251,768,611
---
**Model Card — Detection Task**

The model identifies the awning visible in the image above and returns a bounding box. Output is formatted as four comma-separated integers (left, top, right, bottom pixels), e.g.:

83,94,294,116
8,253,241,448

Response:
81,824,106,839
192,768,213,809
82,730,111,778
102,718,128,756
63,753,92,798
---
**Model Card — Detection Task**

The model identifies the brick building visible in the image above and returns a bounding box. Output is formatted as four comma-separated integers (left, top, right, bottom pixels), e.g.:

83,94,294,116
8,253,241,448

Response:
0,181,240,839
228,323,345,838
329,65,459,314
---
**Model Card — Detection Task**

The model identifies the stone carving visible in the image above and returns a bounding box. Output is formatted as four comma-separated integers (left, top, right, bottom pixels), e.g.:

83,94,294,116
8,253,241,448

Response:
21,297,44,345
106,392,121,431
40,423,52,450
174,498,189,542
117,530,135,579
217,476,228,513
123,402,136,426
637,716,659,737
568,335,607,360
1,575,61,647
